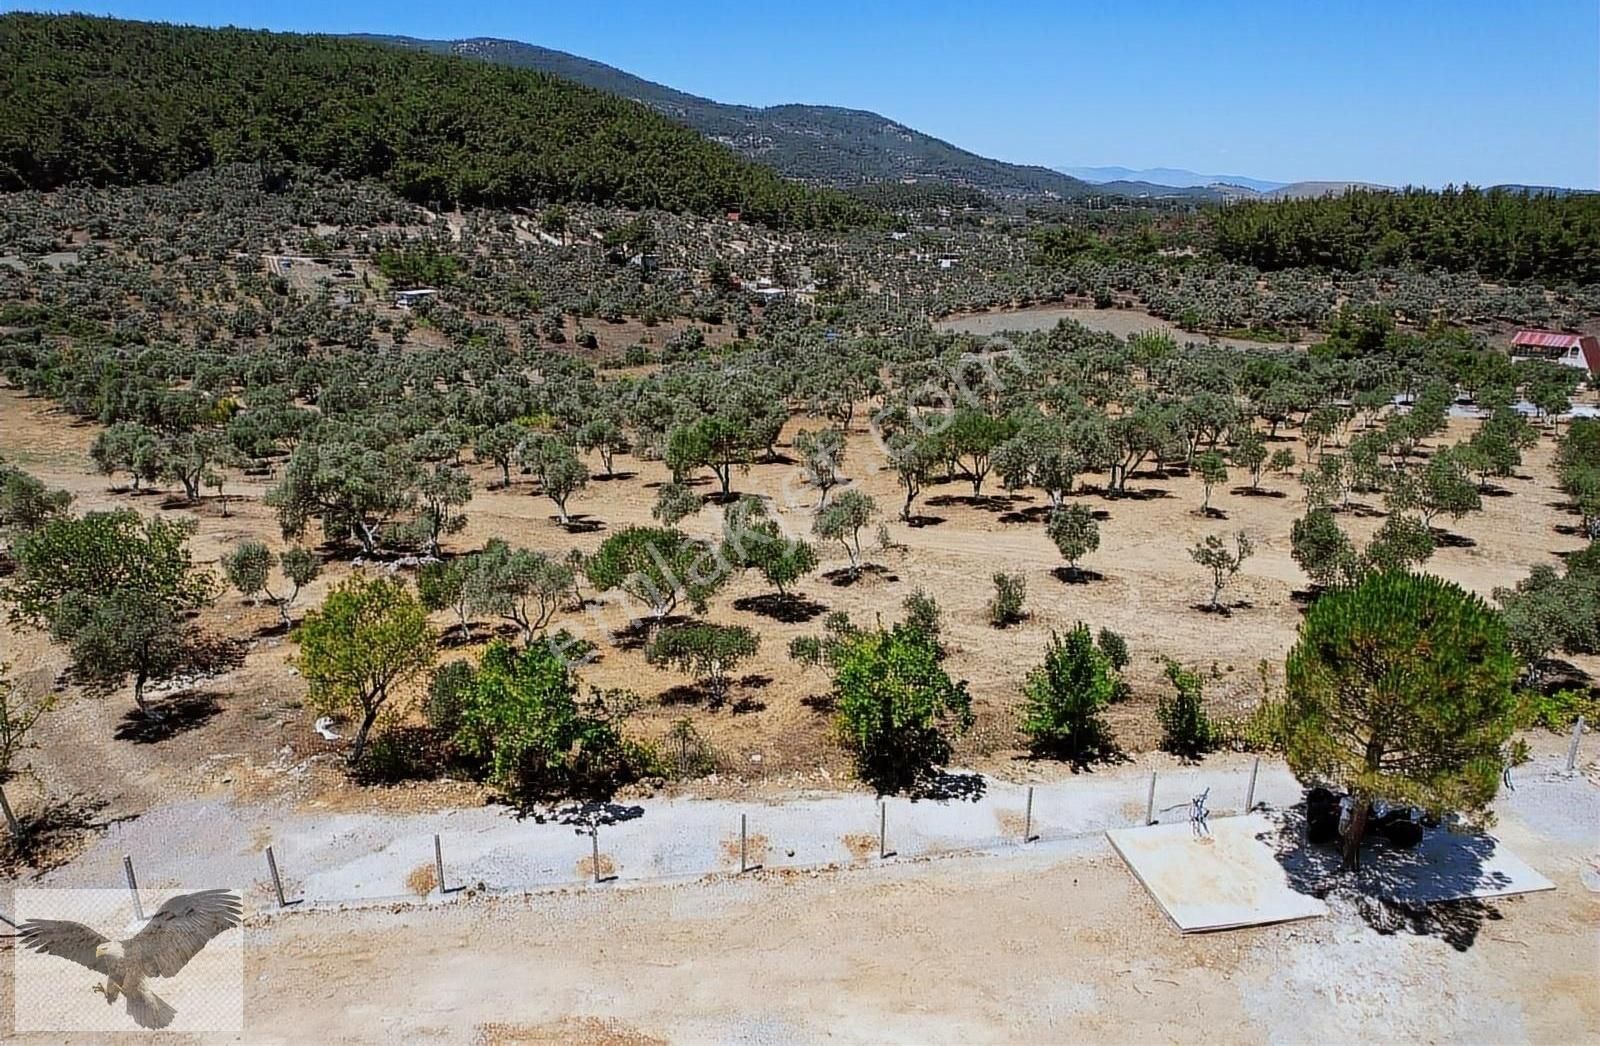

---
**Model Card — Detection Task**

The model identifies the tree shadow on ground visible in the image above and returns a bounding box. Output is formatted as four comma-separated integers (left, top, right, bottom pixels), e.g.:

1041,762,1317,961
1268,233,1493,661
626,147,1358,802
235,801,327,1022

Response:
733,592,827,623
609,614,692,651
1051,567,1106,585
904,514,947,528
926,493,1027,513
998,504,1055,524
252,619,291,640
908,770,988,803
1194,506,1229,520
1190,600,1253,616
1231,486,1288,499
0,795,133,879
1100,486,1171,502
1477,483,1515,498
800,692,836,714
1014,742,1130,774
557,514,605,534
590,471,638,483
824,564,898,587
439,625,491,650
114,691,222,743
1264,803,1505,952
535,800,645,827
1429,527,1477,549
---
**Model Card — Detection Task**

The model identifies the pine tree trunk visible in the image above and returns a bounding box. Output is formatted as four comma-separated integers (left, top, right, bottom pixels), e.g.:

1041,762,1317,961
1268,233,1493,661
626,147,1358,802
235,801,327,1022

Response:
1342,798,1369,871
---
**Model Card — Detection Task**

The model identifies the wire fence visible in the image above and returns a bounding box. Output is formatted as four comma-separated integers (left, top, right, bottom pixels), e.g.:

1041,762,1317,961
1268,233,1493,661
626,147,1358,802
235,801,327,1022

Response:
224,760,1297,914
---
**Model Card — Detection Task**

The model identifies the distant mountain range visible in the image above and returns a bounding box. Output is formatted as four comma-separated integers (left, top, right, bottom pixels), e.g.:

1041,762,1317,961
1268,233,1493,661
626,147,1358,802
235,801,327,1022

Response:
1062,166,1289,193
355,35,1102,200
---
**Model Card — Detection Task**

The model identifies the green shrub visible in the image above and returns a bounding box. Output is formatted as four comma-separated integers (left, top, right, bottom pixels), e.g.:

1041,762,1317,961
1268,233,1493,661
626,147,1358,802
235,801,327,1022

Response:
424,660,476,737
833,622,972,792
1019,624,1118,766
1157,659,1217,758
1517,688,1598,732
987,572,1027,628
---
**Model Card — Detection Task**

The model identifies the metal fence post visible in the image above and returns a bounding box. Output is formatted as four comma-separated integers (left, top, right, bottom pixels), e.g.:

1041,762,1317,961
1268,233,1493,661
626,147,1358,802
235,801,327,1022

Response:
591,826,601,883
739,814,748,873
123,855,144,921
1245,758,1260,813
1145,772,1158,825
1023,786,1034,843
1567,716,1586,772
0,783,22,845
434,834,446,895
265,846,288,908
879,801,887,859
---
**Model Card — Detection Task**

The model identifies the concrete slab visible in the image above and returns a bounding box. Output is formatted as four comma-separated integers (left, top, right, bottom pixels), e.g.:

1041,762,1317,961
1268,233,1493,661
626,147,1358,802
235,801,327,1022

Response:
1272,821,1557,906
1108,814,1329,933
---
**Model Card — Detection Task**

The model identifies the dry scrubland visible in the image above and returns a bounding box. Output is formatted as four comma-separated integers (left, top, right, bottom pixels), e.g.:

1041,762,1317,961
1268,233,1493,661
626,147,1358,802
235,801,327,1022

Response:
2,380,1594,828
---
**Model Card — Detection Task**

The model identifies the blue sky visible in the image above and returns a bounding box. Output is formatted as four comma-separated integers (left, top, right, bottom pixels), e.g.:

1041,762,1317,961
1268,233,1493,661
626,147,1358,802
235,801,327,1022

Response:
7,1,1598,188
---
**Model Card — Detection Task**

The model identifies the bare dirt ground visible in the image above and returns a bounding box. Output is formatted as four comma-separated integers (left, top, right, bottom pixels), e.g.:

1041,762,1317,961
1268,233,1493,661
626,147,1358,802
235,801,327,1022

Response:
935,303,1307,350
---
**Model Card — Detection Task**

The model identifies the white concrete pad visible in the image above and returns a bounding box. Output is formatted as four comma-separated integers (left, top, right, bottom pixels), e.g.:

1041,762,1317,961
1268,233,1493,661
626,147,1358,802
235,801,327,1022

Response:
1107,814,1328,933
1354,828,1555,905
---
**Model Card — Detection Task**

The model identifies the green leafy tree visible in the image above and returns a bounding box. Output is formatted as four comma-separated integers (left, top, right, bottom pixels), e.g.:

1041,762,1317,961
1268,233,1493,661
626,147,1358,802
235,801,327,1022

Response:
267,437,419,556
518,435,589,525
832,621,973,792
574,417,630,478
1020,624,1118,766
0,463,72,550
1190,531,1254,610
814,489,877,576
665,415,753,499
584,526,725,619
1231,427,1269,491
418,557,473,638
1046,503,1099,579
412,462,471,554
945,408,1015,497
452,639,638,800
987,571,1027,628
645,622,760,706
794,427,847,508
474,423,525,489
3,511,215,712
1285,571,1519,869
294,573,437,766
464,539,573,642
1290,510,1357,589
887,434,938,521
652,481,702,526
1195,450,1228,513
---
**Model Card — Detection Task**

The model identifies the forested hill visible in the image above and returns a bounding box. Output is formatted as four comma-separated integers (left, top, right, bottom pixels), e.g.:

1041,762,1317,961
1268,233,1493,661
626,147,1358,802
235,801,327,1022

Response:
356,34,1097,200
0,14,875,229
1213,187,1600,284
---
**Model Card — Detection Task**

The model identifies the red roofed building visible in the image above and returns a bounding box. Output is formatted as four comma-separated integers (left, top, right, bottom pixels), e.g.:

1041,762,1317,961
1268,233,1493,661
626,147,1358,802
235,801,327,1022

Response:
1511,329,1600,374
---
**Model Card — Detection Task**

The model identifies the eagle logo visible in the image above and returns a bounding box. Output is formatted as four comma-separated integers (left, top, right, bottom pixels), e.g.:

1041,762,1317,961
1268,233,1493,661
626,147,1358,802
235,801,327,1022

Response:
17,889,242,1030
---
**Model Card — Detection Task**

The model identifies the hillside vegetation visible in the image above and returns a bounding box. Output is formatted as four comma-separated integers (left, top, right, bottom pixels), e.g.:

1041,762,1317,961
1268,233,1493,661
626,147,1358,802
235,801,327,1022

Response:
360,34,1097,199
1214,187,1600,283
0,14,873,229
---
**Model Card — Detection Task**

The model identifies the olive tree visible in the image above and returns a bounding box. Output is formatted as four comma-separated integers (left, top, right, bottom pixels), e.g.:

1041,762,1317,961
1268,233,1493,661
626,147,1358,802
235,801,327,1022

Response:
814,490,877,577
518,435,589,525
1190,531,1254,610
1046,503,1099,579
645,622,760,706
